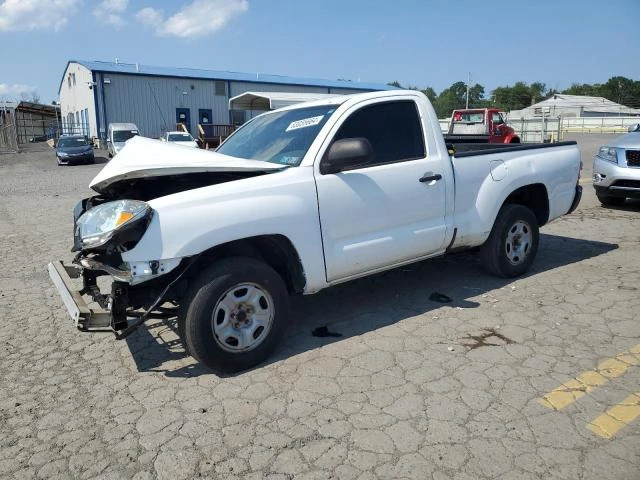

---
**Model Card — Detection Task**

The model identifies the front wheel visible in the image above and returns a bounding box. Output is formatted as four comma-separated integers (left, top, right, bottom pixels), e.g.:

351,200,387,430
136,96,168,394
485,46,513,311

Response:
480,204,539,278
181,257,289,373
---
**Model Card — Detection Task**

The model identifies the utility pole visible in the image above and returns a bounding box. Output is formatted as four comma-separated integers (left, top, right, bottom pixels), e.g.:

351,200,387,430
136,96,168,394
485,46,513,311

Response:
465,72,471,109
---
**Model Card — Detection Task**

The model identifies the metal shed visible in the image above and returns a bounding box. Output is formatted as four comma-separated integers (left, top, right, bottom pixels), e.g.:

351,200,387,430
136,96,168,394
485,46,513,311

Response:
58,60,394,141
229,91,339,112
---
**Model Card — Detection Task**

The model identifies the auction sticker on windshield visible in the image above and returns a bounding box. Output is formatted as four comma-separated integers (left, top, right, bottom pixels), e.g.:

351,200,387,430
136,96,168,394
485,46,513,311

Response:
286,115,324,132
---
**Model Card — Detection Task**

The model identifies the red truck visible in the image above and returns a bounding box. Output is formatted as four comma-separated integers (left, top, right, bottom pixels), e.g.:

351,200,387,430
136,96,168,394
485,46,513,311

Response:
444,108,520,145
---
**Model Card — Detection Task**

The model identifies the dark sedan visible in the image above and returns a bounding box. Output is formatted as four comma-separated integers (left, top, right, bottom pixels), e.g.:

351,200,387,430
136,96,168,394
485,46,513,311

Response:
56,136,95,165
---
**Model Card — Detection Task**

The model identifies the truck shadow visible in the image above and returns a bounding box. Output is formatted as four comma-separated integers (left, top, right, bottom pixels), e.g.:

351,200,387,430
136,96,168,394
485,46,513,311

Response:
125,233,617,377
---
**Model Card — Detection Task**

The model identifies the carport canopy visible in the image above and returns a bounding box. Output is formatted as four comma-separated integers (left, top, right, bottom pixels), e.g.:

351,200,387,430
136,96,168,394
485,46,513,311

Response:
229,91,340,112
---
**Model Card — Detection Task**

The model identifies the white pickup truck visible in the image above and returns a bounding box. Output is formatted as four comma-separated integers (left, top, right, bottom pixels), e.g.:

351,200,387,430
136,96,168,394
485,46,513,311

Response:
49,90,582,372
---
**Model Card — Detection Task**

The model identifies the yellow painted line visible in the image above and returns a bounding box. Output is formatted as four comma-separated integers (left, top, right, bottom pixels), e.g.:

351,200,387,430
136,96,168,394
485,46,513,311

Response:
579,177,591,185
538,344,640,411
587,392,640,439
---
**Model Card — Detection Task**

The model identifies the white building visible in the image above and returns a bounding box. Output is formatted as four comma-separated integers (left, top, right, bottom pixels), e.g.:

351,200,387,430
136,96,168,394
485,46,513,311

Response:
509,94,640,119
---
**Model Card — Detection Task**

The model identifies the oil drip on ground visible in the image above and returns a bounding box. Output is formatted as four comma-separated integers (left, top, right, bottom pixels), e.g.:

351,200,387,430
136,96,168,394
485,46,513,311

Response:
311,326,342,338
461,328,515,350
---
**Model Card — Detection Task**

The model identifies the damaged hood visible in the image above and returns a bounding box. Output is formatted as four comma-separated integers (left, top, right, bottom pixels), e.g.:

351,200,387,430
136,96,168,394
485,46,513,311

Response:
90,136,284,194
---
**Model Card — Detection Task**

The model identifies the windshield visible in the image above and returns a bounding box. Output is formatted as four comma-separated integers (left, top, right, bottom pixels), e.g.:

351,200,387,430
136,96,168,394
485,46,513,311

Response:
453,111,484,123
58,137,89,148
217,105,337,166
113,130,138,142
168,133,193,142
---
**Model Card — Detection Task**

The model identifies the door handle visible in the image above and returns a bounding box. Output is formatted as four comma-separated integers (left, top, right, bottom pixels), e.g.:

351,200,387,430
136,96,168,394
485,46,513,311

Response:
419,173,442,183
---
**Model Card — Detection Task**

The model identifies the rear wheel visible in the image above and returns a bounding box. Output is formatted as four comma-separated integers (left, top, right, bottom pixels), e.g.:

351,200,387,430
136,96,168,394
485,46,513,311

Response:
480,204,539,278
181,257,289,373
597,194,625,207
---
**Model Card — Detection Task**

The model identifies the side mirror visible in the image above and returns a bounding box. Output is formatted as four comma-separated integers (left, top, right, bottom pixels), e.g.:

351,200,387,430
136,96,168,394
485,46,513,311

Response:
628,123,640,133
320,138,373,175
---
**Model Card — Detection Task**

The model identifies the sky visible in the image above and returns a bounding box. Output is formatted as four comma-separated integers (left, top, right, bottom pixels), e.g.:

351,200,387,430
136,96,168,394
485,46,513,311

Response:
1,0,639,103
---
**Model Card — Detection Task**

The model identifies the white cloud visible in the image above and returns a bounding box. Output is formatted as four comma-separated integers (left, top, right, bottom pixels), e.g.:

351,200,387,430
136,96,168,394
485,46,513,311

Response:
0,0,82,32
0,83,37,99
136,6,163,28
136,0,248,38
93,0,129,28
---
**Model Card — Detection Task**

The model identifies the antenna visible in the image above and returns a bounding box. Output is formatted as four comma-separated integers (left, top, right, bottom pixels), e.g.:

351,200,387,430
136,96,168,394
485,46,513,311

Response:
466,72,471,109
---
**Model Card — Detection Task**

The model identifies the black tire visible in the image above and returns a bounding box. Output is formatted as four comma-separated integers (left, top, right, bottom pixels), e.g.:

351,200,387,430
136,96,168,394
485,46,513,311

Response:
480,204,539,278
597,194,625,207
181,257,289,373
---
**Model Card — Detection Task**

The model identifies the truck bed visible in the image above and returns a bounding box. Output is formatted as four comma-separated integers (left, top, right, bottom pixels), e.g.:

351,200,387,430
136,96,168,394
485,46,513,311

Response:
451,141,576,156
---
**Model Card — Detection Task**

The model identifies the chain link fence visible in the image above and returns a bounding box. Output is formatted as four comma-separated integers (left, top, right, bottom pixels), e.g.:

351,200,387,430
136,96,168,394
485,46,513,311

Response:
440,116,640,143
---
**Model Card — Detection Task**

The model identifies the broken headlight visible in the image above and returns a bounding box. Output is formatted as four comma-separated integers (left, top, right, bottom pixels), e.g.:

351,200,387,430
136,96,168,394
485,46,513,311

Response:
75,200,151,250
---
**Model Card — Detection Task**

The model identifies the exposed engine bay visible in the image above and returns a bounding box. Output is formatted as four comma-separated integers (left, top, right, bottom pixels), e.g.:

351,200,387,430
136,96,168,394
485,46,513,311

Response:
77,170,269,216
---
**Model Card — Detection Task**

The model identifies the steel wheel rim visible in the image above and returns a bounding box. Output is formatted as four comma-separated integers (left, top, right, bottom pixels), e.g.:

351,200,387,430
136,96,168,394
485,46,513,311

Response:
211,282,274,353
505,220,532,265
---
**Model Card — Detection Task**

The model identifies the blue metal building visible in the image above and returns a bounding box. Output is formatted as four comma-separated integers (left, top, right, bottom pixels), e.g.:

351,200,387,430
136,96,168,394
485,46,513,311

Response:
58,60,393,140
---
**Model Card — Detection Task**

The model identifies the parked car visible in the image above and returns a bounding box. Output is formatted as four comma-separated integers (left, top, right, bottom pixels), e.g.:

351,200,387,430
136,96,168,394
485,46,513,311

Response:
55,135,94,165
161,131,199,148
592,124,640,206
107,123,139,158
48,90,581,372
444,108,520,145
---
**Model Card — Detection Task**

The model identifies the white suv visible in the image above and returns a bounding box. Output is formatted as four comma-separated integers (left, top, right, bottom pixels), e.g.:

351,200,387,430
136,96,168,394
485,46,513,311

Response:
593,124,640,206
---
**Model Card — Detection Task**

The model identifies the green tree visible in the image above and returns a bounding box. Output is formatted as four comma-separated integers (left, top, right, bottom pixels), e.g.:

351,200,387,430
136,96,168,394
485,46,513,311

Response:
529,82,547,104
562,83,601,96
491,81,539,111
599,76,640,106
421,87,437,102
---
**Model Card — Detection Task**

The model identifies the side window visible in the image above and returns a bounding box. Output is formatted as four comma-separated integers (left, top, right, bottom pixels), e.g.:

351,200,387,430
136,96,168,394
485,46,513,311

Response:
492,112,505,125
332,100,425,167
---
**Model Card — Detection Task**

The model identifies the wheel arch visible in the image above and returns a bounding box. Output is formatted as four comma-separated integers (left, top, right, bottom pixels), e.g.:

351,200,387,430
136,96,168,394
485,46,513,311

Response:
503,183,549,226
193,235,306,294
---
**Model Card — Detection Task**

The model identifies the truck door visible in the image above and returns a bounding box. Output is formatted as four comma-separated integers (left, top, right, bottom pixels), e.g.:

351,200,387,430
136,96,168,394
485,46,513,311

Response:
315,99,448,282
489,111,507,143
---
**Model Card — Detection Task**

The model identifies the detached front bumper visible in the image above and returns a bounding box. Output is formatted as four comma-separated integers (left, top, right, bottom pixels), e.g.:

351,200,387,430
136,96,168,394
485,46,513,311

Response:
47,261,115,330
48,256,195,336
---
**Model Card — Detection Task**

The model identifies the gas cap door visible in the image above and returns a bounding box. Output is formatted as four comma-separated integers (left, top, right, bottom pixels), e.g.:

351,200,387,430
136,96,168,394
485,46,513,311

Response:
490,159,508,181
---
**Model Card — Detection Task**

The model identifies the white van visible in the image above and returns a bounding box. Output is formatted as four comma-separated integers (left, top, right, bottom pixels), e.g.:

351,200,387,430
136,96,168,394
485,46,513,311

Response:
107,123,139,157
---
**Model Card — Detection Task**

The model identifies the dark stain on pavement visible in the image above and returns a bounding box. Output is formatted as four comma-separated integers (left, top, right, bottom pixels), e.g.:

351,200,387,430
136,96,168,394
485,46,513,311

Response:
461,328,515,350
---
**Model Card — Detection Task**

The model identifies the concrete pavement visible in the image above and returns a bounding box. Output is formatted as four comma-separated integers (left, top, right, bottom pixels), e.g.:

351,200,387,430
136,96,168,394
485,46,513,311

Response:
0,141,638,479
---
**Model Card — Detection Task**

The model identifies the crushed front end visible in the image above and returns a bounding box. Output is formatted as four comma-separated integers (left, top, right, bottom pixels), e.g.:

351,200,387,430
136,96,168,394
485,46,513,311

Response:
48,197,189,336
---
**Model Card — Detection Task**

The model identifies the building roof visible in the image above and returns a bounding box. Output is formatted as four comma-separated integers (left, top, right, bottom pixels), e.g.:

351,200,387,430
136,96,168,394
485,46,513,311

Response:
61,60,395,94
510,94,640,118
16,101,59,115
229,91,341,111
